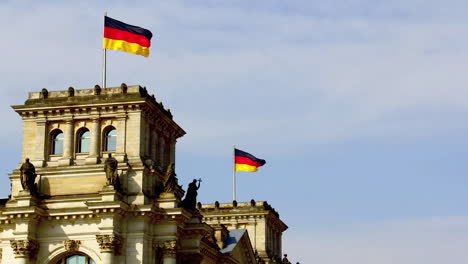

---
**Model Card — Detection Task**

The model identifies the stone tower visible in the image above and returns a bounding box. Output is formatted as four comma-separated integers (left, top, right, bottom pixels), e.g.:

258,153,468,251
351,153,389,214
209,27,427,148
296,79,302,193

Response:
0,84,292,264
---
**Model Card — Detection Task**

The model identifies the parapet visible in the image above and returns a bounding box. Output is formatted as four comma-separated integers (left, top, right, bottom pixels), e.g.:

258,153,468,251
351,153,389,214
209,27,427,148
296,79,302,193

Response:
199,200,287,232
15,83,174,120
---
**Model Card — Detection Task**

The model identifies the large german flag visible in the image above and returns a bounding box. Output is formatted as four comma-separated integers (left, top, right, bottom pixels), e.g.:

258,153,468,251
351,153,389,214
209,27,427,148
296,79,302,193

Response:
103,16,153,57
235,149,266,172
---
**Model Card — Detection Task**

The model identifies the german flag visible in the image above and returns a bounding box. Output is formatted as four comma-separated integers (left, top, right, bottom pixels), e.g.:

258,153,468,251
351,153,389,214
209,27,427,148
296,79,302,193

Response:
103,16,153,57
235,149,266,172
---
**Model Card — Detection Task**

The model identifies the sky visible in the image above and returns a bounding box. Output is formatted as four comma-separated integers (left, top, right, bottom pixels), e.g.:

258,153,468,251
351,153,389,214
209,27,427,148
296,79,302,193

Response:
1,0,468,262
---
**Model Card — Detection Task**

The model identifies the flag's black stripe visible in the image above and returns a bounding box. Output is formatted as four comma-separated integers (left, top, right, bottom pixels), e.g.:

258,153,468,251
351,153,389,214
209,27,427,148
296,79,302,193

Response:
235,149,266,166
105,16,153,41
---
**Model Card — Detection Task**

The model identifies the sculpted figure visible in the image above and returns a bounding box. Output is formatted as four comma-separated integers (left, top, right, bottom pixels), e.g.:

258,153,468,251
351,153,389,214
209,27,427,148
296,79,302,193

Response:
181,179,201,210
20,158,37,192
104,154,119,187
163,163,179,193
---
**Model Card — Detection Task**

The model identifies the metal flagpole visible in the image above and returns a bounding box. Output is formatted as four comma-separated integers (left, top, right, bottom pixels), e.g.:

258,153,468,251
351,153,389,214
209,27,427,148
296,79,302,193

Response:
233,145,236,201
102,12,107,88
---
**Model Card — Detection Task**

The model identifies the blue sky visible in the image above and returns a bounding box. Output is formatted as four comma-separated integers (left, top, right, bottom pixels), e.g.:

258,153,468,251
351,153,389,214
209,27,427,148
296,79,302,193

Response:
1,0,468,262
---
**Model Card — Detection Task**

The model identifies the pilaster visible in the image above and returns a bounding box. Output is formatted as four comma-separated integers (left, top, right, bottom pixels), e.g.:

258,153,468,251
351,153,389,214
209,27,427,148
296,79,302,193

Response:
96,234,122,264
10,239,39,264
86,118,101,164
154,240,177,264
32,119,47,167
58,119,73,166
114,116,127,163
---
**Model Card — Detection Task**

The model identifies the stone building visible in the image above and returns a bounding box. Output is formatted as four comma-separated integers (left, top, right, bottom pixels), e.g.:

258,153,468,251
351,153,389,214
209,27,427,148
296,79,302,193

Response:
0,85,291,264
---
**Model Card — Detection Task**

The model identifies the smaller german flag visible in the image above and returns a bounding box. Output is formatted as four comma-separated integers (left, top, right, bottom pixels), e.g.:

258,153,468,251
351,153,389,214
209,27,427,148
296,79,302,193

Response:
103,16,153,57
235,149,266,172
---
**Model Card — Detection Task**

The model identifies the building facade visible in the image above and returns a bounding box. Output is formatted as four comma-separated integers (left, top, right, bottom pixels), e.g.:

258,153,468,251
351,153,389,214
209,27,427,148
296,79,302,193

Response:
0,85,291,264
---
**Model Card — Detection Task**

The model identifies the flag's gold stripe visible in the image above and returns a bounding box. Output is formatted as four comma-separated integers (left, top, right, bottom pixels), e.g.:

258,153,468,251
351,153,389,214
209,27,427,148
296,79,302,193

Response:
235,164,258,172
103,38,150,57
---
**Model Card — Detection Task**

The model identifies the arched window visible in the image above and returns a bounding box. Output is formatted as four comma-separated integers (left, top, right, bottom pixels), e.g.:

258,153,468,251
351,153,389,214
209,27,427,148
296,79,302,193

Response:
51,130,64,155
77,129,90,153
55,254,96,264
103,126,117,152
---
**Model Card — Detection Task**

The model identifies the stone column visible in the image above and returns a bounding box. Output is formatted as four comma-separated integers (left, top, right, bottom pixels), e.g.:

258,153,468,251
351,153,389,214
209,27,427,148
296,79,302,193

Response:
10,239,38,264
96,234,121,264
32,119,47,167
114,116,127,162
86,118,101,164
154,240,177,264
59,119,74,166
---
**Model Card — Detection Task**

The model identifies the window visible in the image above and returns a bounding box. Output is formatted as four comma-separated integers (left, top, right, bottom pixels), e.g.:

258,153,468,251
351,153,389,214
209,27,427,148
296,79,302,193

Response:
77,129,90,153
51,130,64,155
55,254,96,264
103,126,117,151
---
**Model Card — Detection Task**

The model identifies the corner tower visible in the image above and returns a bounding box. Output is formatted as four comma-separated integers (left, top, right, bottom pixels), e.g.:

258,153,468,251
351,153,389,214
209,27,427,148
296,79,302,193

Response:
11,84,185,202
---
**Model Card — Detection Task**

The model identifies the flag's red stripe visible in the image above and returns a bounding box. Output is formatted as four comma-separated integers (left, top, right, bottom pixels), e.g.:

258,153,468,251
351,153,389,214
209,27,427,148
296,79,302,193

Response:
235,156,263,167
104,26,151,48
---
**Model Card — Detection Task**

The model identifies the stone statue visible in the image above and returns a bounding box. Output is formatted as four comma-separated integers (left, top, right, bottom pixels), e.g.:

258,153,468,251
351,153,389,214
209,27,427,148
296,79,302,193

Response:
19,158,37,193
180,179,201,211
104,154,119,187
163,163,179,193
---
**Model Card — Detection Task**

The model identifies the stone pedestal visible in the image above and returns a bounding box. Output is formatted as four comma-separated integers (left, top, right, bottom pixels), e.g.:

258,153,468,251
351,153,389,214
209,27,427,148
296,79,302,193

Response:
16,191,40,207
99,186,122,202
58,158,72,167
113,153,127,163
157,192,180,209
85,156,100,165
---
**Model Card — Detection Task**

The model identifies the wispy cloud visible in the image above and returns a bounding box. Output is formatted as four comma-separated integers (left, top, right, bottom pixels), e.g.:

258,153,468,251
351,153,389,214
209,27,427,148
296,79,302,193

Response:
1,2,468,262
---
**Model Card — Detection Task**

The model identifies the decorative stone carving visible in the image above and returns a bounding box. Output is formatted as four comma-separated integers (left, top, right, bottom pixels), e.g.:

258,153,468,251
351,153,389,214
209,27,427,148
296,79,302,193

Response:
121,83,128,93
163,163,180,193
64,240,81,252
10,239,39,257
251,199,256,207
139,86,148,97
96,234,122,254
19,158,37,195
40,88,48,99
94,85,102,95
104,154,119,189
154,240,177,257
180,179,201,211
68,87,75,97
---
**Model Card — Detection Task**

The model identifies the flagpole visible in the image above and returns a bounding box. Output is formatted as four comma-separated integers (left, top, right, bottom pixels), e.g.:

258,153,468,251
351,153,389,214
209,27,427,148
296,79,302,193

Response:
233,145,236,201
102,12,107,89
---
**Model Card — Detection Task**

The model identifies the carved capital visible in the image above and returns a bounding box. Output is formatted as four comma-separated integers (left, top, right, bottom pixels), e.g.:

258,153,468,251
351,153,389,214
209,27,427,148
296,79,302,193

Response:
10,239,39,257
64,240,81,252
96,234,122,254
154,240,177,256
